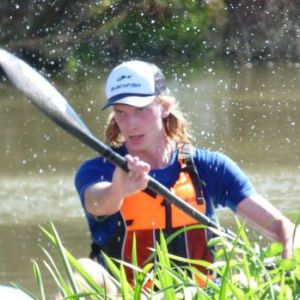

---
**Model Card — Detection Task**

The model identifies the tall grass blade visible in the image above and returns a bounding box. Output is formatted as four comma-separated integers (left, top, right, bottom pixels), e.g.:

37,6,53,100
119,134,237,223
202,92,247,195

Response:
217,223,244,299
119,265,130,300
41,223,109,297
154,232,177,299
41,247,72,297
133,263,154,300
49,222,78,295
33,261,46,300
131,233,138,285
101,252,122,283
12,284,36,300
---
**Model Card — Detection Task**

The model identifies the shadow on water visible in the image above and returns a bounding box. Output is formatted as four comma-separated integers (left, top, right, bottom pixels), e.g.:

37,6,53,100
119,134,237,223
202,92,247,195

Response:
0,64,300,297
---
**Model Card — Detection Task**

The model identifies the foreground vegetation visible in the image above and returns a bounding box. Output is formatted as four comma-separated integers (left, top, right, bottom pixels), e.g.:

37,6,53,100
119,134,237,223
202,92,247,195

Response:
18,220,300,300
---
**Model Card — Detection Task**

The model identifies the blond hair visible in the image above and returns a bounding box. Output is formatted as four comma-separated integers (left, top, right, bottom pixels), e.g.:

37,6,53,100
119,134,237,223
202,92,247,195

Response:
105,93,193,148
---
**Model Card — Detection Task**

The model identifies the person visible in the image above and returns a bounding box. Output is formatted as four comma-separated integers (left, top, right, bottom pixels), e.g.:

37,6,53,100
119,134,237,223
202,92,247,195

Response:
74,60,299,296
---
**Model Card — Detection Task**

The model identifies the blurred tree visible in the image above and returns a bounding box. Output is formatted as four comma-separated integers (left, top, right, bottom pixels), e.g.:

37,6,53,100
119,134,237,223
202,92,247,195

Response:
0,0,225,74
1,0,299,74
1,0,127,71
224,0,300,64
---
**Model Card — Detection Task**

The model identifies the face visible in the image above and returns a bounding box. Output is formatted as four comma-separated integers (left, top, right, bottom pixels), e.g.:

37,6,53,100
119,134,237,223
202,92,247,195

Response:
113,100,169,153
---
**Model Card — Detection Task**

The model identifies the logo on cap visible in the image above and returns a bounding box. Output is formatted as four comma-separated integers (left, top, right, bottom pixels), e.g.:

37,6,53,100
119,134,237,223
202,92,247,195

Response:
111,82,141,92
117,75,132,82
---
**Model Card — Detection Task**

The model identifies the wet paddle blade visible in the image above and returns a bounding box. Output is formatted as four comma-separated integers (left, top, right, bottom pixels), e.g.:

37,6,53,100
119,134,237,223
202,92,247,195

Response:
0,48,92,137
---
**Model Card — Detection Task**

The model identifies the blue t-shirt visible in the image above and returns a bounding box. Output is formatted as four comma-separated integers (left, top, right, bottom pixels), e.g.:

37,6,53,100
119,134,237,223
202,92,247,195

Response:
75,146,255,245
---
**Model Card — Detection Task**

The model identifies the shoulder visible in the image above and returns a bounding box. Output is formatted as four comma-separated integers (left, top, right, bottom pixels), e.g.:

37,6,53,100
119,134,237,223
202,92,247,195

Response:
76,145,127,175
191,147,255,210
74,146,127,191
192,146,251,182
75,156,111,180
192,147,232,166
77,156,108,171
74,156,112,195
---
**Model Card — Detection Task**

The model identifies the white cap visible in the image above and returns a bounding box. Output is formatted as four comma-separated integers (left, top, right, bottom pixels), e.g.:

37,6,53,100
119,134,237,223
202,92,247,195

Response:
103,60,167,109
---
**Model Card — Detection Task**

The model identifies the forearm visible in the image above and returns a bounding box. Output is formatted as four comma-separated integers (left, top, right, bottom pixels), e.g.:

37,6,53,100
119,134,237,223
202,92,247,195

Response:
259,218,299,258
84,181,125,216
252,214,296,245
83,155,150,217
236,194,299,257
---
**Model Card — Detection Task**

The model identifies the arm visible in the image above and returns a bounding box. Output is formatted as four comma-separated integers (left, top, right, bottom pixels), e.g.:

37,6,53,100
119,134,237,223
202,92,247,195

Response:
84,155,150,216
236,194,300,258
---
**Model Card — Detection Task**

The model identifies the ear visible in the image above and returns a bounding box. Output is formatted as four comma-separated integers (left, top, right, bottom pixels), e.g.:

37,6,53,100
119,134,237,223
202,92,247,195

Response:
161,102,171,119
162,110,169,118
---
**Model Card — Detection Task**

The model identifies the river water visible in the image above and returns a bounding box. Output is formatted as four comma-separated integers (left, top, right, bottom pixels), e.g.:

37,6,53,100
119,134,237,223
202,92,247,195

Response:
0,63,300,297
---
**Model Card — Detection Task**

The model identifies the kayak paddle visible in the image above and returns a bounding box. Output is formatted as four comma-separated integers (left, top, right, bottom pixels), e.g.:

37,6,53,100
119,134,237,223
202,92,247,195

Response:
0,48,237,241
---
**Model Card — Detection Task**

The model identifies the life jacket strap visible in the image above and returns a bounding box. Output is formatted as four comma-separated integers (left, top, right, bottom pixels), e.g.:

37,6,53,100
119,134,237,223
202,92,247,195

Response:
162,198,172,234
179,144,205,204
89,242,101,259
161,143,206,232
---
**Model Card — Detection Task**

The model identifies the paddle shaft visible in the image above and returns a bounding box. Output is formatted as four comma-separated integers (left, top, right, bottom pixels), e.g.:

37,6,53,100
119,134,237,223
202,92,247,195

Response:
0,48,237,241
49,92,237,242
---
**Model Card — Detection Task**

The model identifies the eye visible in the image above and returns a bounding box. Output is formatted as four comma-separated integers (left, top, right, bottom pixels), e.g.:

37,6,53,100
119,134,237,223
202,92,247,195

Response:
137,107,147,112
114,109,126,116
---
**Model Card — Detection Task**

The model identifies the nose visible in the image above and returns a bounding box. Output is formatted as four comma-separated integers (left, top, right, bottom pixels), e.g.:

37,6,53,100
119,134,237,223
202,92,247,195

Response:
126,114,139,130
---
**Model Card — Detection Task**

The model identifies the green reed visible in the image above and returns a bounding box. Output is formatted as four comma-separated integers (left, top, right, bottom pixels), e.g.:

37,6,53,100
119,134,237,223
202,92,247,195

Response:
21,220,300,299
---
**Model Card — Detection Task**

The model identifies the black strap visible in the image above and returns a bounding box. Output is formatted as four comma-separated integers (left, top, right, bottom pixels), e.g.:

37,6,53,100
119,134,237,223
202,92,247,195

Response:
89,242,101,259
180,144,205,204
162,198,172,234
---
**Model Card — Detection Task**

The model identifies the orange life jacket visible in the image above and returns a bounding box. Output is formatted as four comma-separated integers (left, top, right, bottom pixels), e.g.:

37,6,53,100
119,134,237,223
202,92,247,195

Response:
119,144,214,286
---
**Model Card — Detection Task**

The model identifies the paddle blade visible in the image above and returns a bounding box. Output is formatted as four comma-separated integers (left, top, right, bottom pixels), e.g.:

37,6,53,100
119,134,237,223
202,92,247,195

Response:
0,48,91,137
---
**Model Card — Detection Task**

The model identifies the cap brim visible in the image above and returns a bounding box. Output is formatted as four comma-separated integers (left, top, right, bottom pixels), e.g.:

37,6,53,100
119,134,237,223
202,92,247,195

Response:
102,95,156,110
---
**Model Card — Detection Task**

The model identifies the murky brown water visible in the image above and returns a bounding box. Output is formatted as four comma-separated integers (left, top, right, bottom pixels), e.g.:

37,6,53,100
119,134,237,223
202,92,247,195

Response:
1,64,300,297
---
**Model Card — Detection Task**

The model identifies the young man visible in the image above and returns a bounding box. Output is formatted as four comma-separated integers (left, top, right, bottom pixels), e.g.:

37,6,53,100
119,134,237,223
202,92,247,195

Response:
75,60,299,294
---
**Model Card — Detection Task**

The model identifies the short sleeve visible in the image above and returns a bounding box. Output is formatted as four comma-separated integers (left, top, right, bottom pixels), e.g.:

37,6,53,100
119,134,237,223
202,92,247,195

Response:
193,149,255,212
74,157,115,207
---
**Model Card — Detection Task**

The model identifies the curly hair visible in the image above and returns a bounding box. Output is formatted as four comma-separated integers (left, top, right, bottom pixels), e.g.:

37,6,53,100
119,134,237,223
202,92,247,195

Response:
105,92,193,148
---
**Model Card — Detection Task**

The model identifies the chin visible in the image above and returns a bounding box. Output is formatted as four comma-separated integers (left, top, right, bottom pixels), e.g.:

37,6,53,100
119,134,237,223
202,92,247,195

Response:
127,143,146,152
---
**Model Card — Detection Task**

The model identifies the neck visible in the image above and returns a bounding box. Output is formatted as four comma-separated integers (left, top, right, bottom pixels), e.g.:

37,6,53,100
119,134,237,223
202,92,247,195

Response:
128,138,175,169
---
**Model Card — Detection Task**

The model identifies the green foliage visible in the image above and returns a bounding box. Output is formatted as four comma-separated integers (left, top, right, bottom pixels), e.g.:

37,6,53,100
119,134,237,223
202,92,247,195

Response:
55,0,228,74
21,221,300,299
109,1,226,67
2,0,300,73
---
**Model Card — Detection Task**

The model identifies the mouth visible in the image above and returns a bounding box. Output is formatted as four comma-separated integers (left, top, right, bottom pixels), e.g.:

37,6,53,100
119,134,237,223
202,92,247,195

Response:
128,134,144,143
